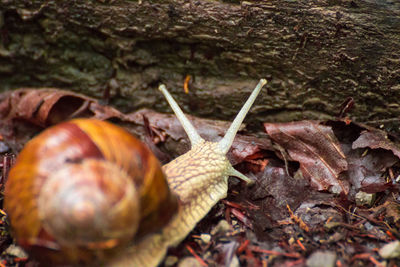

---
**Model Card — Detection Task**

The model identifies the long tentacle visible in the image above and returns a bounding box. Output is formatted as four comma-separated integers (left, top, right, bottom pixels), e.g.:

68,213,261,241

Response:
218,79,267,154
158,84,204,147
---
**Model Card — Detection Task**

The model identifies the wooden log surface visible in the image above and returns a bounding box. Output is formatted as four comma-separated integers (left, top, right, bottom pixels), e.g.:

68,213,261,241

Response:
0,0,399,131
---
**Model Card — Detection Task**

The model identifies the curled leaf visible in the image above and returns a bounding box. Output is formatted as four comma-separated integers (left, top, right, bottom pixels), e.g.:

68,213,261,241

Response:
264,121,348,194
353,129,400,159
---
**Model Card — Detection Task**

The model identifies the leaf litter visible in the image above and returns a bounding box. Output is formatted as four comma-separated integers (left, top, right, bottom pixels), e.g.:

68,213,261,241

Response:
0,89,399,266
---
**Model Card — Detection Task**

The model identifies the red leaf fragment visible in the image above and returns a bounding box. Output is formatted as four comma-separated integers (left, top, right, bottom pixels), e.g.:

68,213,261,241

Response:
185,244,208,267
230,208,253,230
264,121,349,194
287,204,310,232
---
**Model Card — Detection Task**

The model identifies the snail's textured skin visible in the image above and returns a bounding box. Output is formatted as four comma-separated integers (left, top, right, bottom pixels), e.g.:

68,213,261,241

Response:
107,141,231,267
4,119,177,265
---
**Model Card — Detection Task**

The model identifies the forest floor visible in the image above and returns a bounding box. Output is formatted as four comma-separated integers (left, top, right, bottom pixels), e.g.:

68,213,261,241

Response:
0,88,399,267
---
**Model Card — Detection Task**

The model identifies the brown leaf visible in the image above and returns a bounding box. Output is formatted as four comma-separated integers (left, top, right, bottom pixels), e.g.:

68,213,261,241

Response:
344,145,398,192
329,121,399,193
0,88,124,127
352,129,400,159
264,121,348,194
250,162,310,221
0,89,124,151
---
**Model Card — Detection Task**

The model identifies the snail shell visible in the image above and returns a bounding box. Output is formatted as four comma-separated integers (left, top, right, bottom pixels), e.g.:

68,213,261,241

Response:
4,119,177,265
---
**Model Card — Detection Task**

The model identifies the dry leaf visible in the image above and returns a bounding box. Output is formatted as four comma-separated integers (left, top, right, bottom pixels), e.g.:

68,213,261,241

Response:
264,121,348,194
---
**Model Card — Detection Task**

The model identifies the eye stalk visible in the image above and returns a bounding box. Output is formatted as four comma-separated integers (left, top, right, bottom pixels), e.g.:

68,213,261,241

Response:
158,79,267,152
158,78,267,184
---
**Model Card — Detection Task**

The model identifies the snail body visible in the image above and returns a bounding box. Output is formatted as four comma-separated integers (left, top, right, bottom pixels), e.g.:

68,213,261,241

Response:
4,79,267,266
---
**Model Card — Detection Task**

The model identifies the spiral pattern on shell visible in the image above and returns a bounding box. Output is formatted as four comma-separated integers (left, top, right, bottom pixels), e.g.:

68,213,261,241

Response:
4,119,178,265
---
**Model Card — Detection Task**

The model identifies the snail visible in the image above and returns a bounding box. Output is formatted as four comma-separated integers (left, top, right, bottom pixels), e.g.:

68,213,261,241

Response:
4,79,267,266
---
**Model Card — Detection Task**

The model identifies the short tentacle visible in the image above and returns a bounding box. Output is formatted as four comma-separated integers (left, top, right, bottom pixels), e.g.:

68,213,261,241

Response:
227,165,254,184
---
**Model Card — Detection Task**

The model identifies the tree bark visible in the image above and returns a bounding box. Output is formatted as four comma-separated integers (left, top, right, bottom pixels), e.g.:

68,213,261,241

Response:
0,0,399,130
